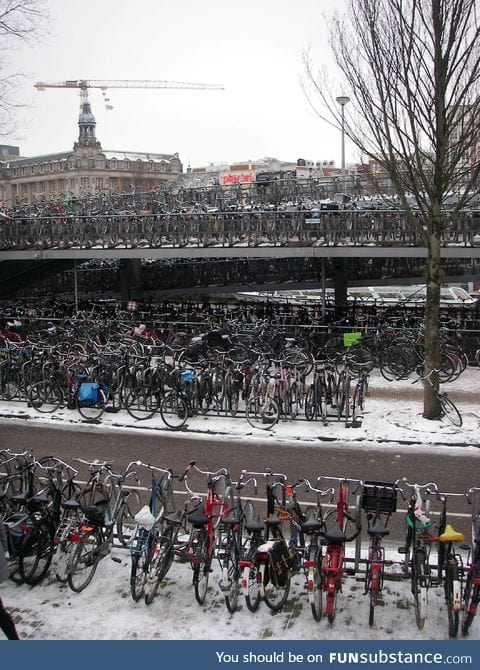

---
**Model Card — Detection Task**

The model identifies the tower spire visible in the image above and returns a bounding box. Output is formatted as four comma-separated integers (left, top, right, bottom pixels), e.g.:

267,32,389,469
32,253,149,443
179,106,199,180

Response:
74,88,101,149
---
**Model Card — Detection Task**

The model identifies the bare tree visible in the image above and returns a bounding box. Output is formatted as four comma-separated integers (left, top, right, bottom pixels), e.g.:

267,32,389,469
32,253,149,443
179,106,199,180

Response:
303,0,480,420
0,0,49,137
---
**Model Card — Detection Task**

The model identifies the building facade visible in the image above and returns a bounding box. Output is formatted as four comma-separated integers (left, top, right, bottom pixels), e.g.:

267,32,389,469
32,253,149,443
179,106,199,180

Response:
0,99,183,204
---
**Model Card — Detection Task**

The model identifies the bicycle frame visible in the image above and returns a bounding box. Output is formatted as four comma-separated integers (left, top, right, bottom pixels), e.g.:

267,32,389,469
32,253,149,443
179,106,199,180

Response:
316,476,362,624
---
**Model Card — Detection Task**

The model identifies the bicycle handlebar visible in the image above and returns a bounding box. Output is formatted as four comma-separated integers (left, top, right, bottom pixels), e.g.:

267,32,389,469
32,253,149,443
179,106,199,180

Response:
235,476,258,495
241,468,287,482
292,478,335,499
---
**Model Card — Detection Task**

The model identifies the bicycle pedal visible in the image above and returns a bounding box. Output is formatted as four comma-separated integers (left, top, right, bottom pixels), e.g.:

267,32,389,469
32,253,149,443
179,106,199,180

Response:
111,555,122,564
397,546,408,554
345,568,356,576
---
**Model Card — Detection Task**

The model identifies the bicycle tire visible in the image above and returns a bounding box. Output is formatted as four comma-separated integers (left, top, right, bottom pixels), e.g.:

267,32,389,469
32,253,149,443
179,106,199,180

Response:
77,387,106,421
242,564,262,612
223,544,240,613
412,549,428,630
19,522,54,585
159,391,188,430
67,529,101,593
440,395,462,427
462,578,479,637
130,551,149,602
117,489,142,546
445,562,460,638
304,386,316,421
246,394,279,430
306,545,322,622
193,563,210,605
29,380,63,413
325,589,338,624
52,534,76,583
261,559,291,612
125,385,161,421
144,528,175,605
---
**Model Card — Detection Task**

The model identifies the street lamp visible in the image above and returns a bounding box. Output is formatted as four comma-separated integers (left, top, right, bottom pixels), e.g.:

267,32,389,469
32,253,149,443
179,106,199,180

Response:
336,95,350,193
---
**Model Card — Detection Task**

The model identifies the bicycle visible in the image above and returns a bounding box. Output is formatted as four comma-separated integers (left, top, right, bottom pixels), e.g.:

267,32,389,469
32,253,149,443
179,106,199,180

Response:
412,368,462,427
432,490,466,638
316,476,363,624
462,486,480,637
293,479,335,621
67,459,141,592
217,473,257,613
398,479,438,630
129,461,176,602
361,480,399,627
239,468,298,612
144,465,202,606
184,462,233,605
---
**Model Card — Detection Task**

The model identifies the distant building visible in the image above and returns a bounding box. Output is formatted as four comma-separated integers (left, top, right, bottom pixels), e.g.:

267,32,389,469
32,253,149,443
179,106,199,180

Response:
0,99,183,204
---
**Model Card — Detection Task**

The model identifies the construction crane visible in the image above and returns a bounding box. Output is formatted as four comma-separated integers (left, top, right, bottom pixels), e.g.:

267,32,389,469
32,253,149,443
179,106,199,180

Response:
35,79,224,109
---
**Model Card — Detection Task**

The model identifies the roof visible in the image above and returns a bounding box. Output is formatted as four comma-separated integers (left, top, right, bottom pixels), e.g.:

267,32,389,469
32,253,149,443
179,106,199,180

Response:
103,150,179,162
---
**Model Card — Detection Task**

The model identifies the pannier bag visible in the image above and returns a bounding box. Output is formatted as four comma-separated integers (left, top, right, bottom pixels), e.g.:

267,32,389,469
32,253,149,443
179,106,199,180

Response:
78,382,101,404
258,540,292,588
134,505,155,530
85,499,109,526
5,512,37,555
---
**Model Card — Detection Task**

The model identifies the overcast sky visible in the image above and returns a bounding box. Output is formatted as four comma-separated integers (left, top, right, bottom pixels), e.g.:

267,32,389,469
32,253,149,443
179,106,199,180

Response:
10,0,351,169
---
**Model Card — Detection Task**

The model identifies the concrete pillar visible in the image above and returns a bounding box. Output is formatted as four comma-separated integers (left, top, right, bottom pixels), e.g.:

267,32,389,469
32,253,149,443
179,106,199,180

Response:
119,259,143,303
333,258,348,317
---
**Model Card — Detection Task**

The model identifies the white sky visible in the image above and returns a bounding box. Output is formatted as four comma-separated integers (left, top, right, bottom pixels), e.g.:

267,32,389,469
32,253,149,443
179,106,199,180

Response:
9,0,352,169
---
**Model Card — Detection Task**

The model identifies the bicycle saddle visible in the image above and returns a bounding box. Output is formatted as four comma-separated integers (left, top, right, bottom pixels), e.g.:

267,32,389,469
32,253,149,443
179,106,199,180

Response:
221,511,241,526
301,517,324,533
264,513,282,528
367,518,390,537
187,505,208,528
438,523,464,544
324,521,347,544
163,509,183,525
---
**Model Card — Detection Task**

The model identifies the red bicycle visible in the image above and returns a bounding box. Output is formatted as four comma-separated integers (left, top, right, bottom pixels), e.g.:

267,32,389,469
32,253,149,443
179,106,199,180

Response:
184,461,233,605
316,476,362,624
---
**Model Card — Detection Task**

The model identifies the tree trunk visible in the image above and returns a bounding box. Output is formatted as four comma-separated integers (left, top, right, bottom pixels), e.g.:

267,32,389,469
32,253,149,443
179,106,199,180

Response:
423,232,442,419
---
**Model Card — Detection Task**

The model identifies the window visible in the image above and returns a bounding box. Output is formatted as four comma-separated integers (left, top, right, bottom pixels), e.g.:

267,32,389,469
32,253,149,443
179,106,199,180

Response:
81,177,90,189
109,177,117,189
96,177,103,190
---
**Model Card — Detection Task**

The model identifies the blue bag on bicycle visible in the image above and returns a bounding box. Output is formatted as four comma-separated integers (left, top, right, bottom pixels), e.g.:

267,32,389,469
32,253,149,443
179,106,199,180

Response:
78,382,100,404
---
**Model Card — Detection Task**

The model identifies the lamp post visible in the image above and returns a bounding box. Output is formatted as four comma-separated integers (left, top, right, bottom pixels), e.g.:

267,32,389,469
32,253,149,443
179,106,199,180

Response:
336,95,350,193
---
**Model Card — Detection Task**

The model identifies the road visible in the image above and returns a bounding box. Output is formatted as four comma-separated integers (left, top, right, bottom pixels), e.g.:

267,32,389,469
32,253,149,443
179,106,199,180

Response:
2,421,478,542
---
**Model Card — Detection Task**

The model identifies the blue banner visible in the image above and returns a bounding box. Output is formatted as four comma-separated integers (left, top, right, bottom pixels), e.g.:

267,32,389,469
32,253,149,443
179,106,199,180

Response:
1,640,479,670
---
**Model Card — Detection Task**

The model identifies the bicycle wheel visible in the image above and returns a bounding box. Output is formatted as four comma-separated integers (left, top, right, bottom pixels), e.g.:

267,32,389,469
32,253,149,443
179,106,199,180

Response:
130,527,151,602
306,546,322,622
193,562,210,605
29,380,63,413
19,522,55,585
462,576,479,637
304,386,316,421
325,590,338,624
412,549,428,630
77,388,106,421
67,529,101,593
117,489,142,546
159,391,188,430
125,385,161,421
445,562,460,638
145,527,175,605
246,394,279,430
440,395,462,427
261,560,291,611
222,544,240,613
241,563,262,612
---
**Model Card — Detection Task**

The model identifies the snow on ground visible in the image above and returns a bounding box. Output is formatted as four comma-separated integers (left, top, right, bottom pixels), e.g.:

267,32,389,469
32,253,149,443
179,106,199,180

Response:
0,368,479,641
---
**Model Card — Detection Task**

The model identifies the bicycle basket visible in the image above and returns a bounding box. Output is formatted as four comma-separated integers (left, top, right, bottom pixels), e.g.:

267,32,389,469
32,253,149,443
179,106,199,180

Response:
361,481,398,513
85,499,109,525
